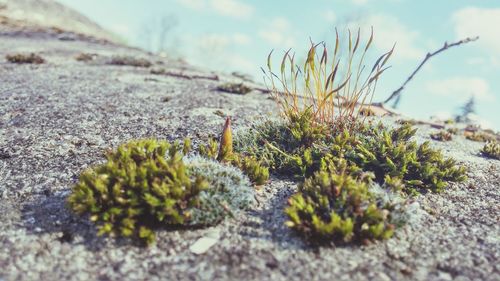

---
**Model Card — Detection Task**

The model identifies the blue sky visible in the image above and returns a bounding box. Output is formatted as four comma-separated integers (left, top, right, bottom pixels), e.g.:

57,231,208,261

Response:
57,0,499,129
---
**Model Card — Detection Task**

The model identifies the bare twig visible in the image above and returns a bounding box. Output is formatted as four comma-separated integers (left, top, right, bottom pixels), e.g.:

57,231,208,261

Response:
165,71,219,81
378,36,479,106
151,69,219,81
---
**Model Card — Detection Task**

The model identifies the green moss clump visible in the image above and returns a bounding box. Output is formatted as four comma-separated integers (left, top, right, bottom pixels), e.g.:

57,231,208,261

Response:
355,124,467,193
235,155,270,185
481,141,500,160
75,53,97,62
108,56,152,67
446,128,459,135
199,137,269,185
430,130,452,141
233,116,466,244
6,53,45,64
68,139,254,245
465,131,496,142
216,83,252,95
199,138,219,159
234,110,331,178
68,139,203,245
214,110,226,118
396,119,417,126
285,166,399,244
235,116,466,194
359,107,375,117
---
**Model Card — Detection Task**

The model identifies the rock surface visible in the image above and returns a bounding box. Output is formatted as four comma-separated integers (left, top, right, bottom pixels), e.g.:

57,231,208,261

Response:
0,0,119,43
0,2,499,281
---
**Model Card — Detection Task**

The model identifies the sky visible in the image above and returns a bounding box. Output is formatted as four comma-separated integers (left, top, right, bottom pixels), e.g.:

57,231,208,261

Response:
57,0,500,129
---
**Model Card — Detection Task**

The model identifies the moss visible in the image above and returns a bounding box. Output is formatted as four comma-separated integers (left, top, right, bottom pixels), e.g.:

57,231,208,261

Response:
75,53,97,62
359,107,376,117
199,137,269,185
430,130,452,141
235,116,466,194
232,115,467,245
353,124,467,193
232,155,270,185
198,118,270,185
481,141,500,160
446,128,459,135
6,53,45,64
216,83,252,95
108,56,152,67
183,156,254,225
465,131,496,142
150,68,166,75
396,119,417,126
285,162,402,244
214,110,226,118
67,138,253,245
199,138,219,160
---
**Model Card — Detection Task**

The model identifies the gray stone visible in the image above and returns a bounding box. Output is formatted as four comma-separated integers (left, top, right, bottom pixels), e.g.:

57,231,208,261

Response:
0,1,499,281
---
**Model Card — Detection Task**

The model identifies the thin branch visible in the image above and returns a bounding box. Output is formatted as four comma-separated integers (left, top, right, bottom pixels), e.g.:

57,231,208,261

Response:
379,36,479,106
151,69,219,81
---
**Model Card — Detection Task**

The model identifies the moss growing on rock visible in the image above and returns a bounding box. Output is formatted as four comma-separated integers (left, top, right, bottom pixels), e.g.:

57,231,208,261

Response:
199,117,269,185
285,161,403,244
75,53,97,62
233,116,466,244
216,82,252,95
108,56,152,67
185,156,254,225
68,138,254,245
199,137,269,185
430,130,452,141
481,141,500,160
6,53,45,64
235,117,466,194
354,124,467,193
465,131,496,142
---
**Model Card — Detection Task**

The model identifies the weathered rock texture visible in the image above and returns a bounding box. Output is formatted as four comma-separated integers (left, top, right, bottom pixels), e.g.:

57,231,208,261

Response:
0,1,498,280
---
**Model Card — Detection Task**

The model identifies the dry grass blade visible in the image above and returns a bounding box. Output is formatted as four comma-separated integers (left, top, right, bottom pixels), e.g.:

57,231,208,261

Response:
263,27,393,133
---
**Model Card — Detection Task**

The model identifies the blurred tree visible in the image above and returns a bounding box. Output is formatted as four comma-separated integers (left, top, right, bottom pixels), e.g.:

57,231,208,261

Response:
139,14,179,54
455,96,476,123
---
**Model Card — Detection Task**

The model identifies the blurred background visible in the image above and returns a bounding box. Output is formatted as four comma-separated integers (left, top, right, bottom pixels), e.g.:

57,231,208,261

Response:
56,0,499,129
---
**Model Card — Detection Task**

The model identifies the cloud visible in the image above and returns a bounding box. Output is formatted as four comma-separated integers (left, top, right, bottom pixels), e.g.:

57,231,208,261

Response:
176,0,205,10
197,34,231,53
351,0,369,5
108,23,133,39
324,10,337,22
226,54,256,72
258,17,296,47
179,32,257,75
424,77,495,102
232,33,251,45
363,15,423,60
452,7,500,65
196,33,251,54
176,0,254,19
210,0,254,19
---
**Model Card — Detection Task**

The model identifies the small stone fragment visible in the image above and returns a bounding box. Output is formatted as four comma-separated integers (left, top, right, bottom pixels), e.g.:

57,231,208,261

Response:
189,235,219,255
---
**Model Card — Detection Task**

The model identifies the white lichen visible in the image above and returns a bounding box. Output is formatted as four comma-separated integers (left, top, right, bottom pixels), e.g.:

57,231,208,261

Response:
185,155,254,225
